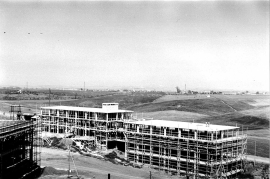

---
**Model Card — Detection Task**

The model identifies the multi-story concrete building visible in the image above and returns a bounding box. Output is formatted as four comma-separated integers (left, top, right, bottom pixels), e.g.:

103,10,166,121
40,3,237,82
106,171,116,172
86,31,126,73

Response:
41,103,133,149
40,103,247,178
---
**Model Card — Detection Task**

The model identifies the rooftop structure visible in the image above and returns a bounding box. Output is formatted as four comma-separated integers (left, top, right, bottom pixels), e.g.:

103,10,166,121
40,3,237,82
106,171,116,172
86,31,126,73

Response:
40,103,247,178
41,103,133,113
127,119,238,131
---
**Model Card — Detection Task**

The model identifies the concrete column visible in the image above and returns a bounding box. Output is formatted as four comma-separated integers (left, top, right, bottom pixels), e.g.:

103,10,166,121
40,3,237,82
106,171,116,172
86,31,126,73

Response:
85,112,87,119
65,120,68,133
105,133,108,150
125,141,128,160
194,131,197,140
84,120,87,136
137,125,140,133
116,113,118,120
221,131,224,139
211,132,214,141
106,113,108,121
178,128,181,138
75,112,77,135
164,128,166,136
95,113,97,121
150,146,153,166
136,145,139,163
150,126,152,135
194,152,196,179
164,149,166,166
57,110,59,117
57,118,59,134
48,117,51,133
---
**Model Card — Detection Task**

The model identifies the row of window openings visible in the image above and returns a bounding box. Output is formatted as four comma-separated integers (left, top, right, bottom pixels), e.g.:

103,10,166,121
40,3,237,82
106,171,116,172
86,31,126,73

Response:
42,110,131,119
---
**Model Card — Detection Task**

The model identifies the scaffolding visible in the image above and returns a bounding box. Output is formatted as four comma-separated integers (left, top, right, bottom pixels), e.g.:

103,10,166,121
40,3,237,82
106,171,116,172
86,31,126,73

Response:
124,121,247,178
40,104,132,150
39,104,247,178
0,120,41,179
9,105,23,120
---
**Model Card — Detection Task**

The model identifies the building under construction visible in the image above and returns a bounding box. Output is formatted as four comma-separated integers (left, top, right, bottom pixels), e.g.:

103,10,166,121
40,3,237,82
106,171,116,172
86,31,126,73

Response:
0,120,41,179
40,103,247,178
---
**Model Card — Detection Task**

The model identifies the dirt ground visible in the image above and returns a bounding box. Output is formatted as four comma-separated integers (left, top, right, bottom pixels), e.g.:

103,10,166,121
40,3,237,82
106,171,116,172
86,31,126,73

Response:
40,147,270,179
40,147,181,179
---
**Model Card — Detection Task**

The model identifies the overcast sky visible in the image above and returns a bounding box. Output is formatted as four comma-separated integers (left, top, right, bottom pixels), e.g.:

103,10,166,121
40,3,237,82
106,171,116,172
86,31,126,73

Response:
0,1,269,91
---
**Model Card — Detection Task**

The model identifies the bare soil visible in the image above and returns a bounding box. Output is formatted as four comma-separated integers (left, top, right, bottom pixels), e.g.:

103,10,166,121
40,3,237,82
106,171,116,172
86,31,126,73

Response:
40,148,180,179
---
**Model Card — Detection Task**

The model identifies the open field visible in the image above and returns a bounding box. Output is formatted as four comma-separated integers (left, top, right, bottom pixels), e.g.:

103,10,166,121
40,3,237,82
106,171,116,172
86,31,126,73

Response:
50,92,164,108
131,94,270,158
127,95,257,115
0,91,164,114
153,94,209,103
0,88,118,100
142,110,209,122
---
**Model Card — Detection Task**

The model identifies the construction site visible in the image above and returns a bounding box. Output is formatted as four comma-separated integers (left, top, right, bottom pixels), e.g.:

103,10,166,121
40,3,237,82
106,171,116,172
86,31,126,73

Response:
40,103,247,178
0,119,41,179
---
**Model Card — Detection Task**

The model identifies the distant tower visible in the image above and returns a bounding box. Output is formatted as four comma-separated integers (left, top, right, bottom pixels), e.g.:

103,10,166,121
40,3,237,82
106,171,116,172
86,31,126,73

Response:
10,105,22,120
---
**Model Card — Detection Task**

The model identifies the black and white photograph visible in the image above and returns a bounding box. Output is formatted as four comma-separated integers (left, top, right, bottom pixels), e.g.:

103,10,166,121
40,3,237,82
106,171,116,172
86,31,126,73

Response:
0,0,269,178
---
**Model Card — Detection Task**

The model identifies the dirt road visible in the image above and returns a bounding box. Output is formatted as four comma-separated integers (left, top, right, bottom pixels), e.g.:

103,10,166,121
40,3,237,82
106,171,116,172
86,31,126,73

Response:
40,148,179,179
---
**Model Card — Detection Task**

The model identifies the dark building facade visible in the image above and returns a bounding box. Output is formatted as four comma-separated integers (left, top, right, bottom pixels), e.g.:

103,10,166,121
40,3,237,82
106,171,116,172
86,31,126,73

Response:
0,120,41,179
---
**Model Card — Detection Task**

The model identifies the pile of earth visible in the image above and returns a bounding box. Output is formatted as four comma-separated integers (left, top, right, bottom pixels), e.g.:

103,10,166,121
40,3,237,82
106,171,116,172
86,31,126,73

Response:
41,166,67,175
104,150,128,165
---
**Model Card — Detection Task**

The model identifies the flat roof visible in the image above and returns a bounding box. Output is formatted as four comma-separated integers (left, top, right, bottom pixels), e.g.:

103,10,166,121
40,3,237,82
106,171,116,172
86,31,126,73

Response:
40,106,133,113
126,120,238,131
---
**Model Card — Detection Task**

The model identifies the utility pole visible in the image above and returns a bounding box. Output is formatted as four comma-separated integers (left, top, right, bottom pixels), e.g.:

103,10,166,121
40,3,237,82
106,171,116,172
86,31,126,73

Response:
254,140,257,165
68,145,71,178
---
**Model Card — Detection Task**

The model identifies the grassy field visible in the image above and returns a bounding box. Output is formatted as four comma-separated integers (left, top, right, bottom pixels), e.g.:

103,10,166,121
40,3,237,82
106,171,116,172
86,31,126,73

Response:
131,94,270,158
127,96,254,116
142,110,208,122
0,92,269,158
49,92,164,108
247,137,270,158
0,91,164,114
